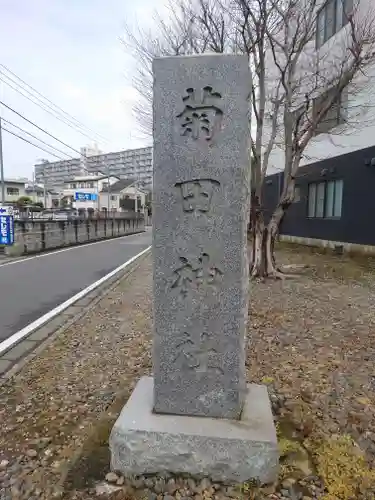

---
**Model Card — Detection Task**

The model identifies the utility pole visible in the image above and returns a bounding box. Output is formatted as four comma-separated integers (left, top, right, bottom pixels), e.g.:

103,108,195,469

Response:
43,169,47,209
107,164,110,216
0,117,5,204
32,170,36,204
0,68,4,205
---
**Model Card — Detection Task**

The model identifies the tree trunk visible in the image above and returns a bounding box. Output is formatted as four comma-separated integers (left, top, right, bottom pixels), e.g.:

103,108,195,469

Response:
250,215,266,278
249,192,266,278
249,200,291,279
265,202,288,278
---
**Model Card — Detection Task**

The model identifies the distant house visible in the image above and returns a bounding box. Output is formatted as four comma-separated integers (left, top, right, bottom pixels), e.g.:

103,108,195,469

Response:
0,178,27,204
25,184,60,209
61,173,120,213
100,179,147,214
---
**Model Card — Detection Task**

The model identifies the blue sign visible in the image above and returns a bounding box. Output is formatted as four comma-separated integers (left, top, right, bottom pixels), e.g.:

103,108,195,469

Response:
74,192,98,201
0,206,13,215
0,215,14,246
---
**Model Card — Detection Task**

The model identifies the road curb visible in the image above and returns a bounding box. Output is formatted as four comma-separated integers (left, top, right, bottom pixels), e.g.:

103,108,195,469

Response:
0,248,151,384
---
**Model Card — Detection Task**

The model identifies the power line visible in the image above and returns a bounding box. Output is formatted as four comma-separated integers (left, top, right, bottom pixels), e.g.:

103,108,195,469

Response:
1,118,75,159
2,127,67,160
0,100,87,158
0,75,100,143
0,73,108,144
0,64,109,143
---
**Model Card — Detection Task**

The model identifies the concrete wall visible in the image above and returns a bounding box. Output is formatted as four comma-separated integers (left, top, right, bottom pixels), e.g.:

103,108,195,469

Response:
280,234,375,256
6,216,145,256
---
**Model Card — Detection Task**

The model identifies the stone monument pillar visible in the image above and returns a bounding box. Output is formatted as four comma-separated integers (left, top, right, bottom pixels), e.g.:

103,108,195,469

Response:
110,54,278,484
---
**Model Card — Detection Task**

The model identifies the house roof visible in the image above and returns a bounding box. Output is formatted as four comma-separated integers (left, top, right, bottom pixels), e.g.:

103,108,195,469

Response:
101,179,141,193
4,178,27,185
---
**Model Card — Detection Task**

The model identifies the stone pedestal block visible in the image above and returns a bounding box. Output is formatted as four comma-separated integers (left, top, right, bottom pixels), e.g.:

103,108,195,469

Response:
109,377,278,483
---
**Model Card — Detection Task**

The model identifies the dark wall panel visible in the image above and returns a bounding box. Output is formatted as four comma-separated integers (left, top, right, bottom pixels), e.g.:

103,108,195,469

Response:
262,145,375,245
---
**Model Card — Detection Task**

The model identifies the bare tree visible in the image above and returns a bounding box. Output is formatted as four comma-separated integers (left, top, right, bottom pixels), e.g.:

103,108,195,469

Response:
261,0,375,277
122,0,231,137
123,0,375,278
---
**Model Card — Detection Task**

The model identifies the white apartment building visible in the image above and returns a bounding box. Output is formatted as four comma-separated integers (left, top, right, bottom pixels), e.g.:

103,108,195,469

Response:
35,146,153,191
80,143,102,159
86,146,153,189
265,0,375,172
79,143,102,174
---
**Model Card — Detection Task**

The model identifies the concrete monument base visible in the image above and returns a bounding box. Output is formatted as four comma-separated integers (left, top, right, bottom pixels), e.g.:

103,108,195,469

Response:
109,377,279,483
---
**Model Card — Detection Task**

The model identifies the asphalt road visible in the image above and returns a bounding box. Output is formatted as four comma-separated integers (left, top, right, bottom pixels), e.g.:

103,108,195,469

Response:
0,230,151,342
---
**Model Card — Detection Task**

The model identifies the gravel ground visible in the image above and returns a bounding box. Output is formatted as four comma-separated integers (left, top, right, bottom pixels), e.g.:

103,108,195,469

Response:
0,257,153,500
247,245,375,499
1,246,375,500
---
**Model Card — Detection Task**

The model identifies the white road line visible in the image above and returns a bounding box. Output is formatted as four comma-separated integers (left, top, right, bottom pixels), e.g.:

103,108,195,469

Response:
0,245,151,356
0,231,148,268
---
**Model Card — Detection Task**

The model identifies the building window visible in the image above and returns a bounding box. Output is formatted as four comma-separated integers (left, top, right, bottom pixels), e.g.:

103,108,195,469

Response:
87,182,94,188
307,179,343,218
325,180,335,217
71,183,77,189
333,179,343,217
313,88,348,135
317,0,353,48
110,195,117,201
316,182,325,217
293,186,301,203
7,187,19,196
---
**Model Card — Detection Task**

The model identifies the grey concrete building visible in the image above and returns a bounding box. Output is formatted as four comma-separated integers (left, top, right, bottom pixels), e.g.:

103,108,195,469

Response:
34,146,153,191
34,157,83,188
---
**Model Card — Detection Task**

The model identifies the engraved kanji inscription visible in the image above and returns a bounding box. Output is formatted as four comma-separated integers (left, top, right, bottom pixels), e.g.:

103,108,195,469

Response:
172,332,223,375
171,257,194,298
176,86,223,140
175,178,220,214
171,252,223,298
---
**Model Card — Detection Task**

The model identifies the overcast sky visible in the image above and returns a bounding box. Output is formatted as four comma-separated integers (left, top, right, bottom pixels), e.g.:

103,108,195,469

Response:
0,0,157,179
